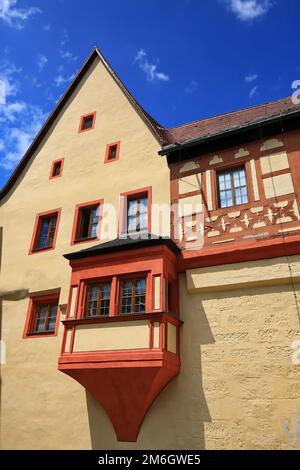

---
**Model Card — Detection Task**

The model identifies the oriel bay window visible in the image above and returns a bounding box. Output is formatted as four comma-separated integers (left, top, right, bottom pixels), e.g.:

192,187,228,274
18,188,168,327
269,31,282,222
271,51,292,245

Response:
85,281,111,317
120,278,146,314
217,166,248,208
29,209,61,254
71,200,102,244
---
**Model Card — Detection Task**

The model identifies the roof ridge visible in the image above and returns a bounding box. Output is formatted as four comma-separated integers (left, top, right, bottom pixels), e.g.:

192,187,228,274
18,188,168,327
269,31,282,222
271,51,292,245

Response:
166,95,293,131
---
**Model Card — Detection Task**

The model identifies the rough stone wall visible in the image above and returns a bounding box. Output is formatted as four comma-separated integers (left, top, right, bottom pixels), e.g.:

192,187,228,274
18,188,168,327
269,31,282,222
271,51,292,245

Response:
180,266,300,449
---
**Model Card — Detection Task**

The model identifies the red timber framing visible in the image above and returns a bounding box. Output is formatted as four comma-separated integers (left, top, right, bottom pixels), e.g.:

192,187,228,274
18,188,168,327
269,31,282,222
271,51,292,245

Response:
170,130,300,253
58,240,181,442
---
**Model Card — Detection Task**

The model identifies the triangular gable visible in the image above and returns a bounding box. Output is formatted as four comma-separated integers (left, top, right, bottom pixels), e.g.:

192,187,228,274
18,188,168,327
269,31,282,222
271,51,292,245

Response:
0,47,166,200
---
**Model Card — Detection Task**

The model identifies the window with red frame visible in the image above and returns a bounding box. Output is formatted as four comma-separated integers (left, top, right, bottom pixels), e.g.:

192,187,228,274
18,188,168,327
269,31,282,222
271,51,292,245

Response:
26,297,59,335
75,204,100,242
217,166,248,208
120,278,146,314
105,142,120,163
76,205,100,241
127,195,148,233
85,281,111,317
50,159,63,178
32,212,58,251
79,113,95,132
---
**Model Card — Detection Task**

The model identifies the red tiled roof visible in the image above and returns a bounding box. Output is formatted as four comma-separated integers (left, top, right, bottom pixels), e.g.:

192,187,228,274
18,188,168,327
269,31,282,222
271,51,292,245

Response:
160,96,300,145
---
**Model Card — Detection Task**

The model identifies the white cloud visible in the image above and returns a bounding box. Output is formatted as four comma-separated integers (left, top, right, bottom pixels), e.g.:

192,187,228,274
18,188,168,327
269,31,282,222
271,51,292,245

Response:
0,103,47,170
60,29,69,47
225,0,272,21
185,80,198,94
37,54,48,71
54,73,75,87
134,49,170,83
0,61,22,102
0,0,41,29
245,73,258,83
59,50,78,63
249,85,258,98
0,58,47,172
0,100,26,123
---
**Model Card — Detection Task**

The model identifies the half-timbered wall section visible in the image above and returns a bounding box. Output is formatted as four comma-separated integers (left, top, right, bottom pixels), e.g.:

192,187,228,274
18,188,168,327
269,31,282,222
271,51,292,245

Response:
170,131,300,251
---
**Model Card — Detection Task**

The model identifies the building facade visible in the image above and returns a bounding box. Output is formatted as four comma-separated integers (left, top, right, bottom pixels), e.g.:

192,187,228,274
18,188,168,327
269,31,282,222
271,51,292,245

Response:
0,48,300,449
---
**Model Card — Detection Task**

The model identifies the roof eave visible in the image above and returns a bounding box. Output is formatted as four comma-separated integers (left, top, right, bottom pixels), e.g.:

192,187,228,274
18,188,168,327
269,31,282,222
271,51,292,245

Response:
158,107,300,156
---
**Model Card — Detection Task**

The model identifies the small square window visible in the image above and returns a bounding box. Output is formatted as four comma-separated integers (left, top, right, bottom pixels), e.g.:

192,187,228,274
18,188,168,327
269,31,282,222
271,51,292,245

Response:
29,210,61,254
24,294,60,337
49,158,64,179
104,141,120,163
217,166,248,209
71,200,102,245
78,112,96,133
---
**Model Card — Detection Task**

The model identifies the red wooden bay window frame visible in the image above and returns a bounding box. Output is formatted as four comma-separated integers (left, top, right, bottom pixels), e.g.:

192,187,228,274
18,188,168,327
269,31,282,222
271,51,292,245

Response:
104,141,121,163
78,111,96,133
23,293,60,338
49,158,64,179
29,208,61,255
119,276,147,315
71,199,103,245
119,186,152,235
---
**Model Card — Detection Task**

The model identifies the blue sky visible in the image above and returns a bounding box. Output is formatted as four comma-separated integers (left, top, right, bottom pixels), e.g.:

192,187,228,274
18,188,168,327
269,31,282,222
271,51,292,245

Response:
0,0,299,189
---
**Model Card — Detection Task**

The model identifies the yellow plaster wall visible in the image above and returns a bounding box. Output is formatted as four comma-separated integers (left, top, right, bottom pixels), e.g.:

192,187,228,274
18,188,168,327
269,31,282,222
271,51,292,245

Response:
73,320,150,352
0,56,170,449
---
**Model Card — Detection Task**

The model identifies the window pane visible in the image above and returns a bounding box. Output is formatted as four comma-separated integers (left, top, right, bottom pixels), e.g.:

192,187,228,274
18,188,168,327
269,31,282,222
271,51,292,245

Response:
139,197,148,214
80,209,91,239
108,145,117,160
82,116,93,129
128,215,137,232
135,279,146,313
100,282,111,316
218,167,247,208
128,200,138,216
139,213,147,231
121,280,133,314
86,285,99,316
218,175,225,190
53,162,61,176
79,206,99,240
38,219,50,249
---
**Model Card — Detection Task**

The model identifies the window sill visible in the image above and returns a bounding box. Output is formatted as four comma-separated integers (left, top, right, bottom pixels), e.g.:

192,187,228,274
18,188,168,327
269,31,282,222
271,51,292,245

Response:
24,331,56,338
71,236,98,246
29,246,54,255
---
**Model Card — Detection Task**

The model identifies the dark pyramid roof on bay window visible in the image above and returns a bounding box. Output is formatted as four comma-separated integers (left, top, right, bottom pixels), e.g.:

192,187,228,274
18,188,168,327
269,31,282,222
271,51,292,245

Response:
63,233,181,260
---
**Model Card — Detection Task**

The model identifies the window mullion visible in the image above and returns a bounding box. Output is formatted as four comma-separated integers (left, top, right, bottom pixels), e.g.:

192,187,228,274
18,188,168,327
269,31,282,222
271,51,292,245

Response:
97,285,102,316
